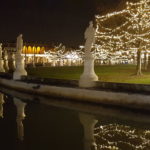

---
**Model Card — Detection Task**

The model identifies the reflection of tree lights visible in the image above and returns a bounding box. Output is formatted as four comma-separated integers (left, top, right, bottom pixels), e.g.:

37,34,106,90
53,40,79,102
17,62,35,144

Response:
94,124,150,150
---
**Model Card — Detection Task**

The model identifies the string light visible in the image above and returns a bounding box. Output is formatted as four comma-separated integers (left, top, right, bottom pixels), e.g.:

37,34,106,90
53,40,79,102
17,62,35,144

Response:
94,0,150,67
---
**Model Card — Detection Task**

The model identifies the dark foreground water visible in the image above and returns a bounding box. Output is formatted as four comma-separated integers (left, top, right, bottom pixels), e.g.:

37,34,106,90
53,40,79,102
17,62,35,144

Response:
0,87,150,150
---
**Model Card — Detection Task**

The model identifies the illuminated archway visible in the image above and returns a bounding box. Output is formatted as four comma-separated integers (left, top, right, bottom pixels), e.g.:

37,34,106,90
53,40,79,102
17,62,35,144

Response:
27,46,32,54
40,47,45,54
32,46,36,54
22,46,27,54
37,47,41,54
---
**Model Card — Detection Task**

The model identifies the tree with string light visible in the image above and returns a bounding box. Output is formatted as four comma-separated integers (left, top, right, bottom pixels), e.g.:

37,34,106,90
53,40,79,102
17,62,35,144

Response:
124,0,150,75
95,0,150,75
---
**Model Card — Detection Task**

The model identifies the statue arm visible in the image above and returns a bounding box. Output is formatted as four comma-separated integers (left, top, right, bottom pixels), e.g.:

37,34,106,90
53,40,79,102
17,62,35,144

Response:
84,29,89,40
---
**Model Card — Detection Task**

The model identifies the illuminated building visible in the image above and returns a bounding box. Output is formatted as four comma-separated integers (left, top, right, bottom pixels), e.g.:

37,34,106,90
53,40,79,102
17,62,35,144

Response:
3,42,83,66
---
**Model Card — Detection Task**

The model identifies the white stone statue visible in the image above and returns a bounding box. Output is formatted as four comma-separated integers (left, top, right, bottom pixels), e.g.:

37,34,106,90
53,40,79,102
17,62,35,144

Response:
0,43,5,72
13,34,27,80
16,34,23,53
79,21,98,87
0,43,2,58
84,21,95,56
10,53,16,72
4,51,9,71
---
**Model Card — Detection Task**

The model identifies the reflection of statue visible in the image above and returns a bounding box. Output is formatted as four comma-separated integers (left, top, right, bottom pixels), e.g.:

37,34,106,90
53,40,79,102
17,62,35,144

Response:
0,93,4,118
16,34,23,53
14,98,26,141
84,21,95,56
79,113,98,150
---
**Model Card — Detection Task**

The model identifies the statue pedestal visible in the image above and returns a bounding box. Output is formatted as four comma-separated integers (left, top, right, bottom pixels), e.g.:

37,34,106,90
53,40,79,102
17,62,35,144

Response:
79,55,98,87
13,53,27,80
0,59,5,72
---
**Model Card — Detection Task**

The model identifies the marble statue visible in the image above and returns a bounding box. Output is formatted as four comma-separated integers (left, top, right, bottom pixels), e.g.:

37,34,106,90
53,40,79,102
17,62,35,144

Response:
79,21,98,87
16,34,23,53
13,34,27,80
84,21,95,56
0,43,5,72
4,51,9,71
9,53,16,72
0,43,2,58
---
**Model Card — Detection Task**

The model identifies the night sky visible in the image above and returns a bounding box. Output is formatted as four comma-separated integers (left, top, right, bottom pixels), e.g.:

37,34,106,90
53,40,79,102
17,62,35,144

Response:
0,0,126,47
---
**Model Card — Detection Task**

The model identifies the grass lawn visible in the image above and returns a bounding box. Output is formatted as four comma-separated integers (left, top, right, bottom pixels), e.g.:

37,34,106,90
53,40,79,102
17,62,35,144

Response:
26,64,150,84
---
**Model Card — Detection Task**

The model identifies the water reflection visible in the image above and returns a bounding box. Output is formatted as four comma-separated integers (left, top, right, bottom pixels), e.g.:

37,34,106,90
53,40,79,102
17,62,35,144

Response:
94,124,150,149
0,93,4,118
79,113,98,150
1,89,150,150
13,97,26,141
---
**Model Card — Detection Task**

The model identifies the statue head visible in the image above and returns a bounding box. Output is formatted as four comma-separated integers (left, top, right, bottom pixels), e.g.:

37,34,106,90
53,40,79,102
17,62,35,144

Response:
19,34,23,38
16,34,23,52
89,21,93,27
17,34,23,39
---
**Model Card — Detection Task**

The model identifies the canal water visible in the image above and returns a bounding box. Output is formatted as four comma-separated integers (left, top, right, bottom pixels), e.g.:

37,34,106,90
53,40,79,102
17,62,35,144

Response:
0,87,150,150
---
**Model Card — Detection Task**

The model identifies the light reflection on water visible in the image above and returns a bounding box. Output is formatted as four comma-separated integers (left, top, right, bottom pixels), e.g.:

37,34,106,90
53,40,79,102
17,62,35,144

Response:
0,89,150,150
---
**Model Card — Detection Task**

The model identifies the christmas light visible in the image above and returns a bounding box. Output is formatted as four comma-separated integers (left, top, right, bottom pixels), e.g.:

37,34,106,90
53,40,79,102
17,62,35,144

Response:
94,0,150,74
